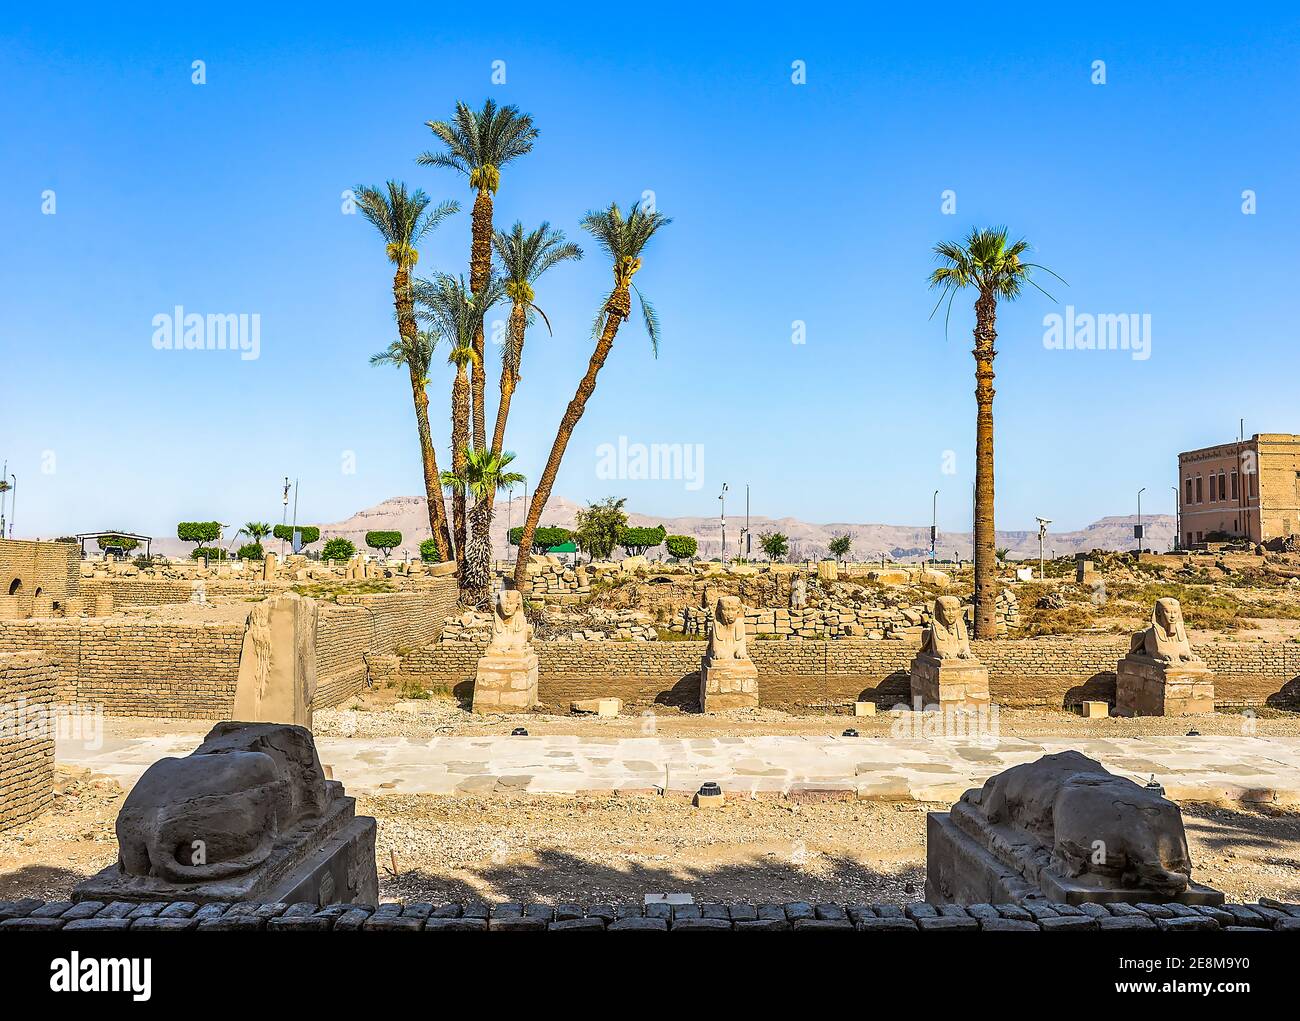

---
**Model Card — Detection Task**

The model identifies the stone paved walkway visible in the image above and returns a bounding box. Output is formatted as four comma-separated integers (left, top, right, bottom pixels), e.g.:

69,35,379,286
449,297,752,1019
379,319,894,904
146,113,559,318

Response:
57,727,1300,807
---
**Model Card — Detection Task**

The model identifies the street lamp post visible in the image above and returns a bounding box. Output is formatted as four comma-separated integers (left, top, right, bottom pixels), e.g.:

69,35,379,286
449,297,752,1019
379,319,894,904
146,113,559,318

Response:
719,483,728,562
1136,487,1146,558
1171,485,1180,552
1036,517,1052,580
931,490,939,566
7,473,14,539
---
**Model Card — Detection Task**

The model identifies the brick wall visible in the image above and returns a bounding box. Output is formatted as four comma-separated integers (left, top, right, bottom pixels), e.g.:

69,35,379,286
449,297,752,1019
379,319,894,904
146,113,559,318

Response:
0,539,79,606
0,576,461,719
402,635,1300,710
0,652,57,832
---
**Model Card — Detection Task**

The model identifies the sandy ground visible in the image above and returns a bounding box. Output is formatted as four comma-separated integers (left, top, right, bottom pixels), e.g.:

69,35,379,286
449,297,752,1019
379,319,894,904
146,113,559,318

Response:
1,766,1296,906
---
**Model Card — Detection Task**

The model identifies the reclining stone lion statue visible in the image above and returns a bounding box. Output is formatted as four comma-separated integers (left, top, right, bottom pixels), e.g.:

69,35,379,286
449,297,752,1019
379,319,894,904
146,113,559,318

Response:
114,722,329,883
964,750,1193,896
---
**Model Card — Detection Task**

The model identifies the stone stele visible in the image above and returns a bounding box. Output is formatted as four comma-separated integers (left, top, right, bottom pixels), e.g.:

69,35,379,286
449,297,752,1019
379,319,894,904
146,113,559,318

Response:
74,722,378,905
699,595,759,711
232,591,319,728
472,589,538,713
909,595,990,709
926,749,1223,906
1116,596,1215,716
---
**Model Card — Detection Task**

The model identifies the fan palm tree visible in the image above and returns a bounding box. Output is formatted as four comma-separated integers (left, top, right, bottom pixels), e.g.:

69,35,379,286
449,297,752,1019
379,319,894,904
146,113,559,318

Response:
416,273,504,575
418,100,538,452
355,181,459,561
511,201,670,590
240,521,271,544
441,448,525,606
929,226,1063,637
490,221,583,460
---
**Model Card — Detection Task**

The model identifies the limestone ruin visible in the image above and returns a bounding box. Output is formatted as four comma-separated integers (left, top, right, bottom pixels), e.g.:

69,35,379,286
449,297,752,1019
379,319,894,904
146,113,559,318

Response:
909,594,990,709
1116,596,1215,716
699,595,759,711
471,589,539,713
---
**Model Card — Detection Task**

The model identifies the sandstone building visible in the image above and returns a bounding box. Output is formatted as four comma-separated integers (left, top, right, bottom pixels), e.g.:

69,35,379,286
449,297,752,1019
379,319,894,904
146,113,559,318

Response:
1178,433,1300,546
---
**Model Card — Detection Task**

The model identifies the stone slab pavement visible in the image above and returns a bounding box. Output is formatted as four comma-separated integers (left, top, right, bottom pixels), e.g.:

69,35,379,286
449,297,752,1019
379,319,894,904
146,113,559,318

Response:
57,724,1300,807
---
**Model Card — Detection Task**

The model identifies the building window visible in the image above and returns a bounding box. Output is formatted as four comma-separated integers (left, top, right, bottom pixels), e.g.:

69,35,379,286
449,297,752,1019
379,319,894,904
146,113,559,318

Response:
1231,471,1239,499
1251,473,1258,498
1185,478,1193,505
1219,473,1227,501
1196,477,1203,503
1187,532,1193,547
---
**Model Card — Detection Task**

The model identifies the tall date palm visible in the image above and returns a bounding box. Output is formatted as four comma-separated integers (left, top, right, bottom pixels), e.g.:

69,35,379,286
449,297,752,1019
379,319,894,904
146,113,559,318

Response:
928,226,1062,637
418,100,538,452
511,201,670,590
355,181,458,561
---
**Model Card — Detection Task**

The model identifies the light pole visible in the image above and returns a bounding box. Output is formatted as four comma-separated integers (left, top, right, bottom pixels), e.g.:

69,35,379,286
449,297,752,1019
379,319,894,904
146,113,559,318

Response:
719,483,728,562
281,476,291,555
1036,517,1052,580
1136,487,1146,558
6,473,14,538
1171,485,1180,552
931,490,939,565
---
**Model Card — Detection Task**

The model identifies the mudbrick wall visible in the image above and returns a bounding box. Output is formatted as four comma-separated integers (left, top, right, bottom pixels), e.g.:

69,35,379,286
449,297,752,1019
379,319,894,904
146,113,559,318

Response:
0,652,57,833
401,636,1300,710
0,578,460,719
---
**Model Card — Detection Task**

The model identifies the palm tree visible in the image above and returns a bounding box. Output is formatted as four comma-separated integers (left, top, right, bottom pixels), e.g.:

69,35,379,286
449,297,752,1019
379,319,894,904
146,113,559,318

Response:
418,100,538,452
441,448,525,606
240,521,271,544
416,273,503,575
355,181,459,561
511,201,670,590
490,221,583,458
929,226,1063,637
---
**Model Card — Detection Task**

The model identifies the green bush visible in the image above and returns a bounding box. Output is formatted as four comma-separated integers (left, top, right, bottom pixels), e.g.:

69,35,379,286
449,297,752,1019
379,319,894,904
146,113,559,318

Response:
619,524,666,557
237,542,265,560
759,531,790,562
190,547,227,561
508,525,573,554
419,538,443,562
273,524,320,547
365,530,402,556
96,533,139,554
321,537,357,561
664,534,698,560
178,521,222,548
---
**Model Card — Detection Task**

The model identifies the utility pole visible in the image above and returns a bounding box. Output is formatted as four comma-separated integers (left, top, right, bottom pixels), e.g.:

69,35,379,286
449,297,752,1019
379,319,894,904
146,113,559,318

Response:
1036,518,1051,580
6,473,14,539
281,476,291,555
931,490,939,566
1171,485,1180,552
719,483,728,562
1136,487,1146,558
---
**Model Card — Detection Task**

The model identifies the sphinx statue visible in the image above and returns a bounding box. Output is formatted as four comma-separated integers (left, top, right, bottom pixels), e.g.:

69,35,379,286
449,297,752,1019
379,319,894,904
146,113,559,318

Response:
910,595,988,708
1116,596,1213,716
926,750,1222,906
699,595,758,711
919,595,975,660
472,588,538,713
789,575,808,610
74,723,377,905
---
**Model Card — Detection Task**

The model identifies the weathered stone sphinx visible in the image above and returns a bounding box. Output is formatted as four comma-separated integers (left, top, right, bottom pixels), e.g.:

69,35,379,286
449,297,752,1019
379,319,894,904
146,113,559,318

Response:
909,595,990,709
471,589,538,713
74,722,378,905
1116,597,1215,716
232,591,318,728
699,595,759,711
926,750,1222,906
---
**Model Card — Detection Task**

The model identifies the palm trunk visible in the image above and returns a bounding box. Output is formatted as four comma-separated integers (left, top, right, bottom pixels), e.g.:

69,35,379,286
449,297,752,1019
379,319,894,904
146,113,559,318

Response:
972,288,998,638
450,367,471,576
469,187,493,452
394,266,452,561
490,300,526,457
464,497,494,607
512,288,627,591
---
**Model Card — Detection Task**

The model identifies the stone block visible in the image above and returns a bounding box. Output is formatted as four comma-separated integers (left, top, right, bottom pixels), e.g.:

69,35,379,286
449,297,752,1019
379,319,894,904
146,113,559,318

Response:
1115,656,1214,716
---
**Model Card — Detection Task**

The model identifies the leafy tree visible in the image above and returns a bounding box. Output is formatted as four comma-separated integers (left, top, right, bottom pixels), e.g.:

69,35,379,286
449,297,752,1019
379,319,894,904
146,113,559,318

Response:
508,525,572,553
190,546,226,561
828,534,852,563
237,542,265,560
929,227,1062,636
365,531,403,557
440,447,525,605
415,272,504,572
490,221,582,459
96,534,139,554
512,201,670,589
322,537,357,562
273,524,320,548
177,521,221,551
619,524,665,557
357,181,459,562
419,99,538,450
573,497,629,560
759,531,790,562
664,534,698,561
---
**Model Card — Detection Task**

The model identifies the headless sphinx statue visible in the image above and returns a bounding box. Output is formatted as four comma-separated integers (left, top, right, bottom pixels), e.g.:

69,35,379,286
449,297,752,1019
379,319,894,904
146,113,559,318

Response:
921,595,974,660
1128,597,1201,665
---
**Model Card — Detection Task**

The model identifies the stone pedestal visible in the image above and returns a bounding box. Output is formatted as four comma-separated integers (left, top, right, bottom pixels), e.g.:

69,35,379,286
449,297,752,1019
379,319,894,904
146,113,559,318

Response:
472,649,538,713
699,655,759,711
232,592,319,728
1115,656,1214,716
909,652,990,710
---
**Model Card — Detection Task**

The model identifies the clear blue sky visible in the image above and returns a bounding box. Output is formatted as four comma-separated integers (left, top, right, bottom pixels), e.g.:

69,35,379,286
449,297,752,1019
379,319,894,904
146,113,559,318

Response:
3,4,1297,540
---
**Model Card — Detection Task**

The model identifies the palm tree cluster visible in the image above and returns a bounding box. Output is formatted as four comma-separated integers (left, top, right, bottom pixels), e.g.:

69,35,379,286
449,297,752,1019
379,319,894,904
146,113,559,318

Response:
355,100,670,606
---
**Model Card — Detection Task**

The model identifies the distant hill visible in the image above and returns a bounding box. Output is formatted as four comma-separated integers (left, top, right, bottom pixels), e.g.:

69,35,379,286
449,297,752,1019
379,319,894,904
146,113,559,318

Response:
301,496,1174,563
